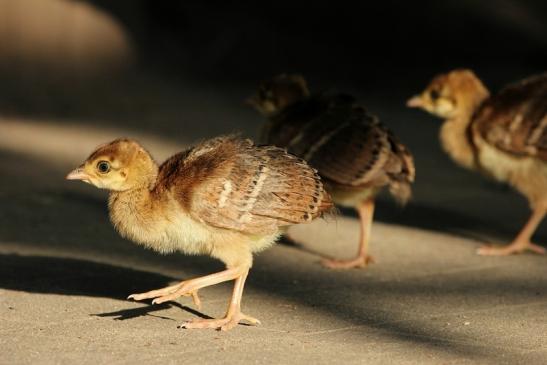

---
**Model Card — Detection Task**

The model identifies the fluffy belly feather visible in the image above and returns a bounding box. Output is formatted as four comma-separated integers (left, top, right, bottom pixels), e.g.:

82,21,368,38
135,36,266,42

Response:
111,208,213,255
110,201,280,263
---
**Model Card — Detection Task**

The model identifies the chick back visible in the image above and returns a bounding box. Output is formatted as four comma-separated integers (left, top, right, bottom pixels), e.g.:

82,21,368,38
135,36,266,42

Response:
155,136,332,235
262,94,415,205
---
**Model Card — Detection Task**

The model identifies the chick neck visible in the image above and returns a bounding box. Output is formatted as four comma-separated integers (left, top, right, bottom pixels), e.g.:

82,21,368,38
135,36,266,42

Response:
108,155,160,222
439,87,490,170
129,164,159,192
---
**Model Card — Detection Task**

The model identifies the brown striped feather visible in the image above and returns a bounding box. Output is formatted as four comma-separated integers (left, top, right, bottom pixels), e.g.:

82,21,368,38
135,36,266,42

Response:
474,73,547,161
259,91,415,205
157,136,332,235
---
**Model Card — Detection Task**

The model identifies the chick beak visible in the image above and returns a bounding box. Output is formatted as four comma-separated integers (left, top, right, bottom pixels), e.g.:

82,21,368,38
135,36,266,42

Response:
406,95,423,108
66,167,89,181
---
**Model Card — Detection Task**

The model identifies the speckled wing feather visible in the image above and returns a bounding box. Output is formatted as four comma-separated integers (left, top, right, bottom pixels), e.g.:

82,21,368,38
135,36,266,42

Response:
383,129,415,203
302,108,392,186
474,73,547,161
261,93,355,147
264,95,415,203
159,137,332,235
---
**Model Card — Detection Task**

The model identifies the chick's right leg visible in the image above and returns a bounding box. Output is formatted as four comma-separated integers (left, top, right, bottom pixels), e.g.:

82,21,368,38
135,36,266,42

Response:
322,199,375,269
181,269,260,331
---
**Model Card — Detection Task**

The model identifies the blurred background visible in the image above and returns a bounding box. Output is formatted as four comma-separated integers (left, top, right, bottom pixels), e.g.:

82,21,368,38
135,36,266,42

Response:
1,0,546,242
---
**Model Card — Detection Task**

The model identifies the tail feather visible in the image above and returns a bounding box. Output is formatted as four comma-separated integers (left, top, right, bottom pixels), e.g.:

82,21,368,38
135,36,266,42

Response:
389,181,412,206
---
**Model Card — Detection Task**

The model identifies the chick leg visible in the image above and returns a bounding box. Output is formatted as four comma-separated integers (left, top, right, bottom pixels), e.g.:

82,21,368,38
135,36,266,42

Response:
128,267,245,305
322,199,375,269
477,205,546,256
181,269,260,331
128,283,202,309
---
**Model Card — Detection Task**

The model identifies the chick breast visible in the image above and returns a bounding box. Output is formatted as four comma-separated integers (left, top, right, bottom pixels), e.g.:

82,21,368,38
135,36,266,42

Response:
155,137,332,236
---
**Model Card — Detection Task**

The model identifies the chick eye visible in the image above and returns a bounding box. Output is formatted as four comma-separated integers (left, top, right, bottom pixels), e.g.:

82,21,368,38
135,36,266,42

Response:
430,89,440,100
97,161,110,174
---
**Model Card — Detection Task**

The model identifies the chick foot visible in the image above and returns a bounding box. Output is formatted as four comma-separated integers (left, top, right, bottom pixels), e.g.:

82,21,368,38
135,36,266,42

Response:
181,311,261,331
128,283,201,309
477,241,546,256
321,255,375,269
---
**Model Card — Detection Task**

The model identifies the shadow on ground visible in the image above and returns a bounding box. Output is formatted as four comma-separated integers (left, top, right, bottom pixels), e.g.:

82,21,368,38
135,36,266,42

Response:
0,253,172,300
1,249,545,362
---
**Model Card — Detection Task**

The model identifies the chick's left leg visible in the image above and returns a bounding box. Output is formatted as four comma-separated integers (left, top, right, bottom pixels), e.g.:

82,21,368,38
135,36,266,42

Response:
181,269,260,331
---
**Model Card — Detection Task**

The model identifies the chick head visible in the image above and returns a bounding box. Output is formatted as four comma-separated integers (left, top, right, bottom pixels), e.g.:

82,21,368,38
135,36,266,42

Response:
66,138,156,191
407,69,489,119
247,73,310,116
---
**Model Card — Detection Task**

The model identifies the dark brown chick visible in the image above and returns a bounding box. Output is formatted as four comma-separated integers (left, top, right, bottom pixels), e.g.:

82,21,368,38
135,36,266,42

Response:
249,74,415,269
66,136,331,330
408,69,547,256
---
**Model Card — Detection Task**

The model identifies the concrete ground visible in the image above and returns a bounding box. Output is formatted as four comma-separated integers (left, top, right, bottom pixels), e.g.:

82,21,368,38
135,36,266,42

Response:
1,75,547,364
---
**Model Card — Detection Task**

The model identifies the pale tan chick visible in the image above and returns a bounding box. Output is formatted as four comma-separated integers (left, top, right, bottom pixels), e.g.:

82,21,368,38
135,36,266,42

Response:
66,136,332,330
249,74,415,269
408,69,547,256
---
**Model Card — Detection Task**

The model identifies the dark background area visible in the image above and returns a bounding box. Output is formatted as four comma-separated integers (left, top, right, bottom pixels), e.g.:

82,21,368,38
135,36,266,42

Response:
93,0,547,85
1,0,545,124
2,1,547,94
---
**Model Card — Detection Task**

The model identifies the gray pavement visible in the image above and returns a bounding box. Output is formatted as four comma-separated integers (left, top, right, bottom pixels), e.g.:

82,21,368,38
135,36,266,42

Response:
1,77,547,364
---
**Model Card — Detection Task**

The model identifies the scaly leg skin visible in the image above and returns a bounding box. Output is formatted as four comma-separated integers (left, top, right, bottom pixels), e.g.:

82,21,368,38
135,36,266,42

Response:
181,270,261,331
477,205,546,256
322,199,375,269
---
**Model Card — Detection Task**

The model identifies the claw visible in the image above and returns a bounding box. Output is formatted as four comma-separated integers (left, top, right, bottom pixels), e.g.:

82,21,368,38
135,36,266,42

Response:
127,293,150,301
